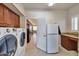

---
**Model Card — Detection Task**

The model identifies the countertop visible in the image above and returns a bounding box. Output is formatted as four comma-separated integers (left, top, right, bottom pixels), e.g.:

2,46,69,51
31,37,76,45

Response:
61,34,78,39
62,34,78,42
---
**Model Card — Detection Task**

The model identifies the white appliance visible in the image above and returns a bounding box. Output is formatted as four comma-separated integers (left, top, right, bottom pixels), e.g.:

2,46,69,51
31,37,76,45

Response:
0,28,6,39
0,28,7,55
37,24,60,53
15,28,26,56
46,24,59,53
0,27,17,56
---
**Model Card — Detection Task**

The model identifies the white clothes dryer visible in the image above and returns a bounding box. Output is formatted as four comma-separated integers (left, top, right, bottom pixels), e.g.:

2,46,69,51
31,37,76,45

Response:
15,28,26,56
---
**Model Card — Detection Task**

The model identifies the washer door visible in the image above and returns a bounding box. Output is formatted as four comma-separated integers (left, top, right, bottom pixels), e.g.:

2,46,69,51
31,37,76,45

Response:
0,34,17,56
0,37,7,56
5,34,17,56
20,32,25,47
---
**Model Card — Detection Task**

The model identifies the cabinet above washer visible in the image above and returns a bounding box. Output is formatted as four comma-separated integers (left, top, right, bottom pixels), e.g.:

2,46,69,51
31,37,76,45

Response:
0,4,20,28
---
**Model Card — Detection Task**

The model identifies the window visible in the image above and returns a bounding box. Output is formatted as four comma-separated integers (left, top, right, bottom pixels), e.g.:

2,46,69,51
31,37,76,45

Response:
71,16,78,31
33,26,37,31
29,25,33,32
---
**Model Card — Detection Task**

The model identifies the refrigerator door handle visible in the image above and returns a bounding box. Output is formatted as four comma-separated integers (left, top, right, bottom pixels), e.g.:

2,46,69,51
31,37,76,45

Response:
43,34,58,37
47,33,58,35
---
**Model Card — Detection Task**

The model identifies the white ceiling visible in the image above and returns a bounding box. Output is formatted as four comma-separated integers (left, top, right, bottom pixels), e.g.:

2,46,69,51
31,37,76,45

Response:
23,3,78,25
23,3,77,10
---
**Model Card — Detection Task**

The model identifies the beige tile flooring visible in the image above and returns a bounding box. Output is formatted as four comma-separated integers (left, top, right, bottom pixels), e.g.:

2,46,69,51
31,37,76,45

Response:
25,33,77,56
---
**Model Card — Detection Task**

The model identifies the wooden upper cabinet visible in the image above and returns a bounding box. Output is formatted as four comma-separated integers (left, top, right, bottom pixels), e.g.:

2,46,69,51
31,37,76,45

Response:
4,7,11,27
0,4,4,26
15,14,20,27
0,4,20,28
4,5,20,27
10,11,20,28
10,11,15,27
17,18,20,27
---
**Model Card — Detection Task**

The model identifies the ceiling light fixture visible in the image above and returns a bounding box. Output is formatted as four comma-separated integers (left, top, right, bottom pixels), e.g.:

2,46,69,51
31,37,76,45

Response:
48,3,54,6
48,0,55,6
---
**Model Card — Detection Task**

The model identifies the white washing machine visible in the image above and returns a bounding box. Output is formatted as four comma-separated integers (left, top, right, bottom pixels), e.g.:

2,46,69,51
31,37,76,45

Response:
15,28,26,56
0,27,7,56
0,27,6,39
0,27,18,56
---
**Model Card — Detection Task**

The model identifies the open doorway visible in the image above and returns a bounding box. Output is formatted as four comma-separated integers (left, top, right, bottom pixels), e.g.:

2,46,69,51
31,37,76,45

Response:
26,19,37,44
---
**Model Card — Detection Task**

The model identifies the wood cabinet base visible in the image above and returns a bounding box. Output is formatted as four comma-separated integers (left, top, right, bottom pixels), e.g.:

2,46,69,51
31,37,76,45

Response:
61,35,78,52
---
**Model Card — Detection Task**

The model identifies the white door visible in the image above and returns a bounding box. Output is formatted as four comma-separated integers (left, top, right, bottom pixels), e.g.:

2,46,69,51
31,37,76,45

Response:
36,18,47,52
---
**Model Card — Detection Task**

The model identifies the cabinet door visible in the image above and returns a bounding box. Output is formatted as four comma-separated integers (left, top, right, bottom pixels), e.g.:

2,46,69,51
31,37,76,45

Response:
61,35,70,50
0,4,4,26
0,4,20,27
15,15,20,28
10,11,15,27
17,16,20,27
4,5,18,27
4,7,12,27
13,14,17,27
17,18,20,27
12,13,20,28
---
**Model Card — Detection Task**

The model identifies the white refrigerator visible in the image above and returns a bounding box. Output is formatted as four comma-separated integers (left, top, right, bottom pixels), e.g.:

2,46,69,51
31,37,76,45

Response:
37,24,60,53
46,24,59,53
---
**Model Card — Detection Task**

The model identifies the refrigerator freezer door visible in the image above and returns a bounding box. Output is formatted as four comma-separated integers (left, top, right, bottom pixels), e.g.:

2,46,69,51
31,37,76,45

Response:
47,24,58,34
47,35,59,53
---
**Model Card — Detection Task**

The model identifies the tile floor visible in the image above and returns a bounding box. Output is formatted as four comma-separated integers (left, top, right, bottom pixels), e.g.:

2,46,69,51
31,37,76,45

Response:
25,33,77,56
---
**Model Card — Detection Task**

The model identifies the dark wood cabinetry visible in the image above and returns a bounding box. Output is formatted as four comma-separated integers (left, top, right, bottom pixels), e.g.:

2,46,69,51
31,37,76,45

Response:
61,35,78,52
4,6,12,27
12,12,20,27
10,11,16,27
0,4,4,26
0,4,20,28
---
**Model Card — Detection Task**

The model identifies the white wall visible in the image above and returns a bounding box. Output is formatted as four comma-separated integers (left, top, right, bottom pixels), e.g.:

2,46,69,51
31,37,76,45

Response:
20,15,26,28
13,3,25,16
25,10,68,32
67,4,79,32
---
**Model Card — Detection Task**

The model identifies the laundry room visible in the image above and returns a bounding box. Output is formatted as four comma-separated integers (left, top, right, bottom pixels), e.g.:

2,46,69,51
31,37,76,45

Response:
0,3,79,56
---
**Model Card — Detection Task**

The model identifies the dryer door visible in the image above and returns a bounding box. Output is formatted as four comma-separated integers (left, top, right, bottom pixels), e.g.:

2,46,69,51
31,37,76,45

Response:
20,32,25,47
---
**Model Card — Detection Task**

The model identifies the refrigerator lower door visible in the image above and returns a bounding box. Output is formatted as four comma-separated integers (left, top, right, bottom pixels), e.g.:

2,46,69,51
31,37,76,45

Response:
47,35,59,53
